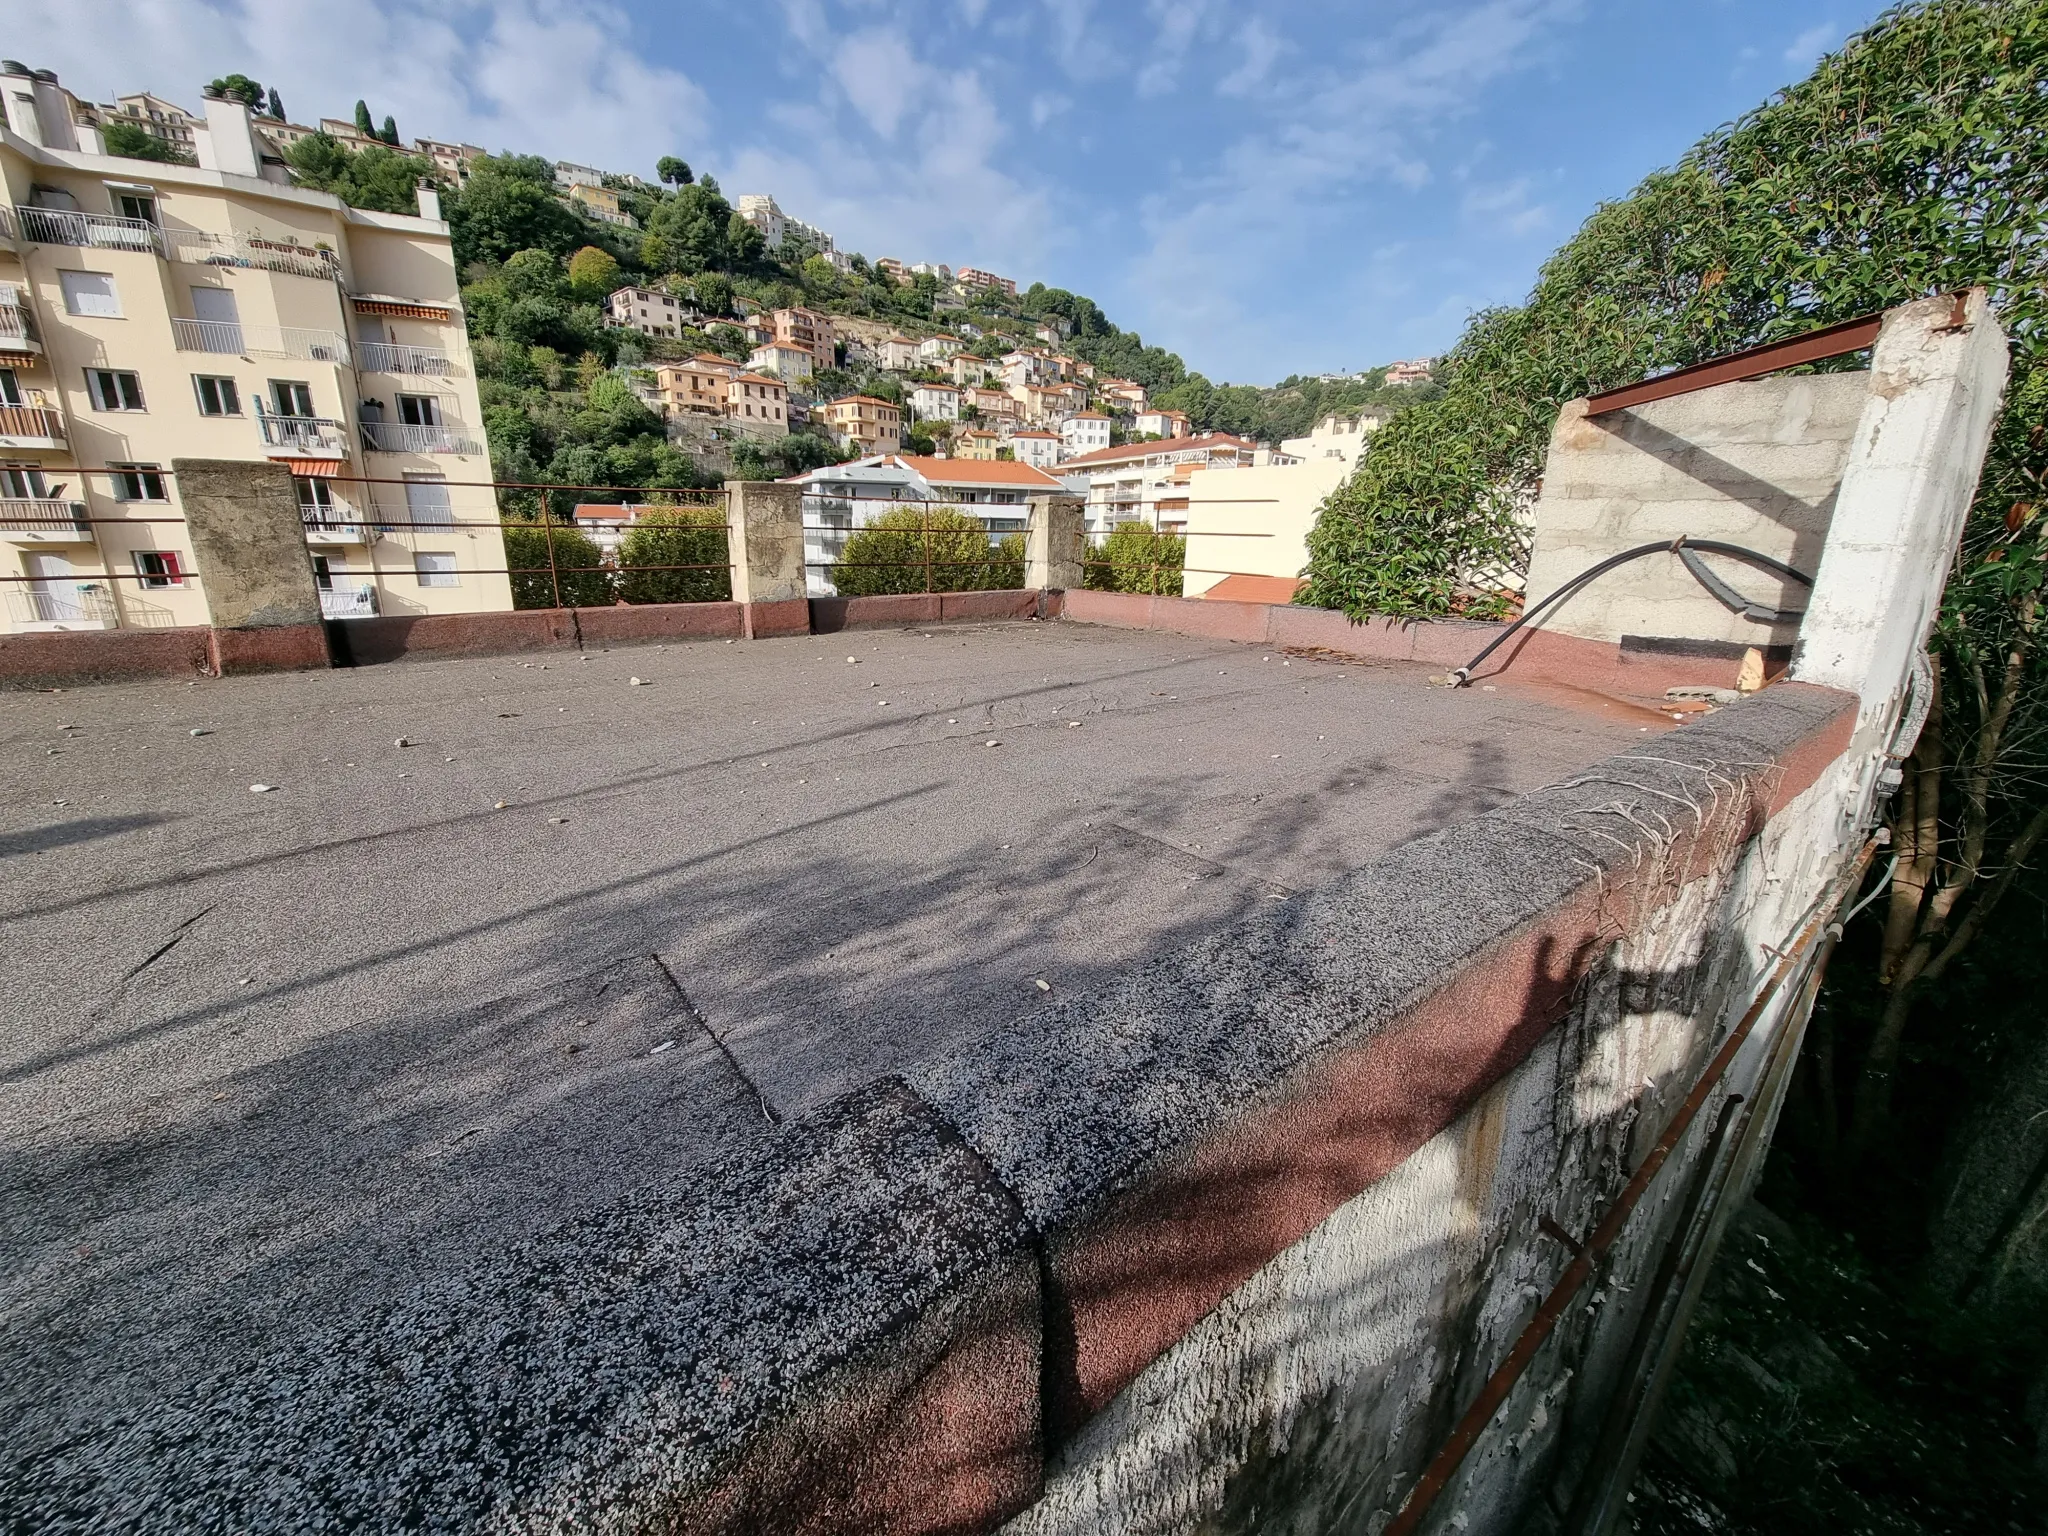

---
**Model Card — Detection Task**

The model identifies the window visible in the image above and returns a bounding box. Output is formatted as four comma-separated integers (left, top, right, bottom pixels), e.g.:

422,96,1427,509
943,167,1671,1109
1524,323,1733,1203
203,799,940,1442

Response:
0,369,19,407
270,380,316,418
87,370,146,411
311,554,335,591
114,191,158,225
396,394,442,427
60,271,121,318
1,463,49,498
414,551,458,588
403,474,453,527
133,550,184,588
296,477,335,513
110,463,167,501
193,375,241,416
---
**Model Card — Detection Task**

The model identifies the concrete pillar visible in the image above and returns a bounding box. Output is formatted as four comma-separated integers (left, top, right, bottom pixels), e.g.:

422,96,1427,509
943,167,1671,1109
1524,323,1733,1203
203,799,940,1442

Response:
1792,289,2009,784
172,458,332,674
1026,494,1084,593
724,479,812,638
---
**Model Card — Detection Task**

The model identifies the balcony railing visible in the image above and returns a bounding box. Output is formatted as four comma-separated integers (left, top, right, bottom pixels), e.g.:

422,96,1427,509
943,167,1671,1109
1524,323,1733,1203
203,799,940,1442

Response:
0,303,39,352
320,585,379,619
167,229,341,280
14,206,165,257
7,584,116,627
358,420,484,456
0,498,92,539
0,405,66,443
257,413,350,456
301,502,370,542
171,318,351,365
356,341,457,376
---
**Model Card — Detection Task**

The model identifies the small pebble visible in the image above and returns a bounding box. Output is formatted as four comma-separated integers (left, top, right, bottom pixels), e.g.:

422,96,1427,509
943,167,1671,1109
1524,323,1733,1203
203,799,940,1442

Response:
494,801,509,809
985,739,1001,747
1034,979,1051,992
650,1040,676,1055
629,677,646,687
249,784,276,793
395,737,412,748
548,816,568,824
189,728,210,737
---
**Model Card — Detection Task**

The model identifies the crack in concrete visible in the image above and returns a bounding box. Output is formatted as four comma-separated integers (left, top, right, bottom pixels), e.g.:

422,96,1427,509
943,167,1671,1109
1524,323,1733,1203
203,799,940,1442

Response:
652,952,780,1124
119,903,217,985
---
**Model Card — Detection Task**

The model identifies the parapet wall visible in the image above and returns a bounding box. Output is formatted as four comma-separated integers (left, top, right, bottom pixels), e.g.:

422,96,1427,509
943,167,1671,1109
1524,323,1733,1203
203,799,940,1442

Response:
7,684,1859,1533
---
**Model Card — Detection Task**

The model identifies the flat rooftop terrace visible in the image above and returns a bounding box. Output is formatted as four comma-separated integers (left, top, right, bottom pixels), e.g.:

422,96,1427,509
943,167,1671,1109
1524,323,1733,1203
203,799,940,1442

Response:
1,618,1660,1471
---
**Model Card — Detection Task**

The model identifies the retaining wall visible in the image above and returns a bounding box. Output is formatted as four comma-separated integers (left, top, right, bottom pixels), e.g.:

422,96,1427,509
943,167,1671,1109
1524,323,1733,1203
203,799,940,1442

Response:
6,684,1860,1534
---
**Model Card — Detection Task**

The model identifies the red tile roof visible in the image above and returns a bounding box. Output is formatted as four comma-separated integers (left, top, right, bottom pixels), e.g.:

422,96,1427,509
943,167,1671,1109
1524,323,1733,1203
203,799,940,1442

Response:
887,455,1064,488
1059,433,1256,469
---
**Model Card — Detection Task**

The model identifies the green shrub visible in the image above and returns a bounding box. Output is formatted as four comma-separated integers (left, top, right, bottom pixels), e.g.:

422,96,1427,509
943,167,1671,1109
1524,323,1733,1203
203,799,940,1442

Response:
830,506,1022,595
616,506,732,604
1084,522,1184,596
501,519,613,608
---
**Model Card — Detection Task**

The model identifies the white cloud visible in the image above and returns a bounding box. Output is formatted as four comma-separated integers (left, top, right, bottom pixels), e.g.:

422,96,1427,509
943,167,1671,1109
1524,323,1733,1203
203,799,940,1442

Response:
1135,0,1216,99
8,0,708,177
1217,18,1285,99
832,30,924,140
1029,92,1072,129
1783,20,1838,65
1461,177,1550,238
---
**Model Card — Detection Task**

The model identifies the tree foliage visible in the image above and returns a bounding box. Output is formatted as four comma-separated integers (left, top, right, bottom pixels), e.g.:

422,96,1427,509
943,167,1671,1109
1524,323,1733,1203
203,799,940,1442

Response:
1083,522,1185,596
501,519,612,609
617,507,732,604
446,154,589,267
206,74,264,108
101,120,192,165
566,245,625,302
283,133,437,214
830,507,1022,595
1304,0,2048,1174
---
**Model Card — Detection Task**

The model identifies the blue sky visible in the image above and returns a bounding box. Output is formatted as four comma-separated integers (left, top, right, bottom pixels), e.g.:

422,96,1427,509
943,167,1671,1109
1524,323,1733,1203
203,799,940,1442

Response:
25,1,1890,383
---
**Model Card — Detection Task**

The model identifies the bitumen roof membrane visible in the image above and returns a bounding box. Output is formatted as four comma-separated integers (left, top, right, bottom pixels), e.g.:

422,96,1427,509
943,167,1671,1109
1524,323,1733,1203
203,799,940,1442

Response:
0,618,1652,1478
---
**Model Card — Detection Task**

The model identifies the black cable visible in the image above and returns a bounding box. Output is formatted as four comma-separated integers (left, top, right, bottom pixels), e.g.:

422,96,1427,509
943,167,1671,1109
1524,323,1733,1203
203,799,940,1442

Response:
1450,536,1813,686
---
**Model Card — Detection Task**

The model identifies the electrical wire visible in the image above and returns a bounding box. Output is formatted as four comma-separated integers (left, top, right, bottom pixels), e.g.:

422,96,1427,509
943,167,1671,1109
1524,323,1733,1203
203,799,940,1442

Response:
1450,536,1814,686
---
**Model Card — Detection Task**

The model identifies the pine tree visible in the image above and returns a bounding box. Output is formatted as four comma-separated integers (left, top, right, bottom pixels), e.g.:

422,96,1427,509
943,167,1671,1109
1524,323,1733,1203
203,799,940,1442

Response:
381,115,399,146
353,100,373,137
267,86,285,121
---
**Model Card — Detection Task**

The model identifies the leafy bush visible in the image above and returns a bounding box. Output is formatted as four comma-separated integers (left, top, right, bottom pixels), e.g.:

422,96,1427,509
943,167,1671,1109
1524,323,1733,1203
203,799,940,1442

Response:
616,507,731,604
830,506,1022,596
284,133,439,215
101,120,193,165
1084,522,1184,596
501,519,613,609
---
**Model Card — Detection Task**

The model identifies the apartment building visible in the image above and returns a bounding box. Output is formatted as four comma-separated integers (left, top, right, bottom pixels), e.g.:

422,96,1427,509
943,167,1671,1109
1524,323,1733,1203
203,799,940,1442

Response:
821,395,902,453
727,373,788,439
736,194,786,248
771,305,833,369
966,386,1017,425
909,382,961,422
101,92,201,155
875,258,911,285
651,354,736,418
999,349,1059,390
563,181,637,229
607,285,693,338
1009,429,1061,470
877,335,918,371
1383,357,1435,387
0,73,510,632
791,452,1061,593
950,353,990,388
914,335,961,367
746,340,814,382
1061,410,1111,457
1062,433,1259,535
1278,411,1385,464
1135,407,1191,439
955,266,1015,296
1100,377,1148,412
413,137,485,186
955,427,1001,461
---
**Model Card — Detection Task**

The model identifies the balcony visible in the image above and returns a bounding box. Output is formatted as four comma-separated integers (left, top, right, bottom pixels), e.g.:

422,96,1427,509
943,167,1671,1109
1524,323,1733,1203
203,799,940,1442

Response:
0,302,40,355
356,341,457,376
358,420,484,456
301,502,373,545
319,584,379,619
0,498,93,543
257,413,350,460
167,230,341,281
14,206,165,258
0,405,66,449
7,583,116,630
171,318,351,365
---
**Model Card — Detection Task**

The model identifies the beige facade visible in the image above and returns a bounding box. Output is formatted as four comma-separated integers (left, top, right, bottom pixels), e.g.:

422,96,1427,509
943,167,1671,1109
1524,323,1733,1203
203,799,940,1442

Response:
1180,456,1353,600
0,84,510,632
822,395,901,453
653,354,739,420
771,305,833,369
727,373,789,439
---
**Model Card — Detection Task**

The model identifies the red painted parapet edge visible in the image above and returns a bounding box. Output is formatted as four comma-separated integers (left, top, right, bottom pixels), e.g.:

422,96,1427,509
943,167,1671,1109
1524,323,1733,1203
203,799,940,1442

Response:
812,589,1047,633
1060,588,1786,697
0,624,216,688
1034,682,1857,1440
210,623,332,675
